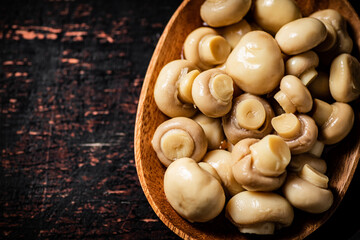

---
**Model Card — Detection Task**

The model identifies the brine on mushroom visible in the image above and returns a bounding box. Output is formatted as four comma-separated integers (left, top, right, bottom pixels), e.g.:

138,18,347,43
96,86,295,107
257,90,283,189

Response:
200,0,251,27
184,27,231,70
222,93,274,145
226,31,284,95
154,60,199,118
271,113,318,154
152,117,207,167
226,191,294,235
192,69,234,118
275,17,327,55
311,99,354,145
285,51,319,86
164,158,225,222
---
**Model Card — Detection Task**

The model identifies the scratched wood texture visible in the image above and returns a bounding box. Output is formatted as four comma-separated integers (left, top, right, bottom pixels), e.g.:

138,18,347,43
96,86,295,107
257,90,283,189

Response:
0,0,359,240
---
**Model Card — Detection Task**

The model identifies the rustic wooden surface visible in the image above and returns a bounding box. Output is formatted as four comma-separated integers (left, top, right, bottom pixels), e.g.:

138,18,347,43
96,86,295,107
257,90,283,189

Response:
0,0,360,239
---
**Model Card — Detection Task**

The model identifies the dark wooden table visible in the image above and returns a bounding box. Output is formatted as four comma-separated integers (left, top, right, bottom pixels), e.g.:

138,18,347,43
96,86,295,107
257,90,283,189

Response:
0,0,359,239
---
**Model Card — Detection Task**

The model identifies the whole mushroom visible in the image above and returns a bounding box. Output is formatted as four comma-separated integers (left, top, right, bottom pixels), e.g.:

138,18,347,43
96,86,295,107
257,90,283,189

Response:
226,191,294,234
164,158,225,222
200,0,251,27
222,93,274,145
285,51,319,86
154,60,199,118
288,153,327,173
226,31,284,95
151,117,207,167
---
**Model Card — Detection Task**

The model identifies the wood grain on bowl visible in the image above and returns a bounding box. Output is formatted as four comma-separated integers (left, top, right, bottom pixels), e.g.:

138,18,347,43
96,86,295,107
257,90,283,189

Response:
134,0,360,239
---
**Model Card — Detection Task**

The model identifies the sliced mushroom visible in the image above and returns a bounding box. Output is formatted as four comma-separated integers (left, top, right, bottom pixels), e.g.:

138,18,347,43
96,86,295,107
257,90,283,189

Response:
192,112,225,150
287,153,327,173
329,53,360,102
274,75,313,113
275,17,327,55
200,0,251,27
283,164,333,213
151,117,207,167
253,0,302,35
154,60,198,118
218,19,252,49
311,99,354,145
271,113,318,154
307,71,331,101
192,69,234,118
285,51,319,86
184,27,231,70
164,158,225,222
222,93,274,145
226,191,294,234
203,149,244,196
226,31,284,95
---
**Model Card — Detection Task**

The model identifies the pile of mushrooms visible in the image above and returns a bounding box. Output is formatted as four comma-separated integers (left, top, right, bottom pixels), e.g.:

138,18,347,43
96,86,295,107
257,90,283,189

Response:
150,0,359,236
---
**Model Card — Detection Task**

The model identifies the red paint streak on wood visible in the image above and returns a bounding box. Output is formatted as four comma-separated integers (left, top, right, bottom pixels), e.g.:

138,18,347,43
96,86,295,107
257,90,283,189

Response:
61,58,79,64
64,31,87,37
140,219,159,223
106,190,128,194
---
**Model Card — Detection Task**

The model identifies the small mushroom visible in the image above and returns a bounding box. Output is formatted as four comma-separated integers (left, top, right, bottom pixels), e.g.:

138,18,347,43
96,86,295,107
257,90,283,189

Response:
329,53,360,102
226,191,294,234
218,19,252,49
192,112,225,150
222,93,274,145
151,117,207,167
164,158,225,222
154,60,199,118
274,75,313,114
307,71,331,101
200,0,251,27
203,149,244,196
226,31,284,95
283,164,333,213
314,20,338,52
184,27,231,70
311,99,354,145
285,51,319,86
308,140,325,158
192,69,234,118
253,0,302,35
271,113,318,154
287,153,327,173
275,17,327,55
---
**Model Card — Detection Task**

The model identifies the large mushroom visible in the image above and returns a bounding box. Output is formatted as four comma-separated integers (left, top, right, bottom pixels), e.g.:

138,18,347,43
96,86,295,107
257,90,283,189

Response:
200,0,251,27
271,113,318,154
192,69,234,118
151,117,207,167
164,158,225,222
222,93,274,145
226,31,284,95
311,99,354,145
154,60,199,118
226,191,294,234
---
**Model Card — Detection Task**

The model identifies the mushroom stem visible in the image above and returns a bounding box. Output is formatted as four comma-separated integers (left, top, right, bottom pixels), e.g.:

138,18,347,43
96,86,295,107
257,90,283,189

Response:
209,73,234,102
273,91,296,113
271,113,301,139
235,98,266,130
300,67,318,86
199,35,231,65
238,222,275,235
178,69,200,104
299,164,329,189
311,99,333,126
308,140,325,157
160,129,195,160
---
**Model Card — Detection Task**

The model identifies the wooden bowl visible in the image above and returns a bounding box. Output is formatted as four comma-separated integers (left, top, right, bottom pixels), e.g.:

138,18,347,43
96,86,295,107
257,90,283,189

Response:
134,0,360,239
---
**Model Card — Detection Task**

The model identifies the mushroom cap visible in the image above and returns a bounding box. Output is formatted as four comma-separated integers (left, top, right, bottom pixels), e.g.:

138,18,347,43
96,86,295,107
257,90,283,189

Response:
222,93,274,145
226,191,294,233
329,53,360,102
275,17,327,55
203,149,244,196
219,19,252,49
285,51,319,77
277,75,313,113
200,0,251,27
308,71,331,101
192,69,234,118
151,117,208,167
231,138,259,163
282,172,333,213
225,31,284,95
253,0,302,34
288,153,327,173
164,158,226,222
318,102,355,145
154,60,198,118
